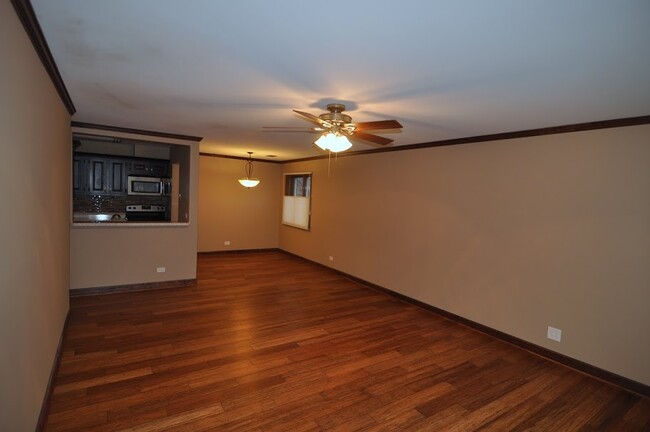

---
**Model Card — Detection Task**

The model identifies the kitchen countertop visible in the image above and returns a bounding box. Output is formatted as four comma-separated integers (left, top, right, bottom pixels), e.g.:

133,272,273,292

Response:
72,212,187,227
73,212,127,223
71,221,190,228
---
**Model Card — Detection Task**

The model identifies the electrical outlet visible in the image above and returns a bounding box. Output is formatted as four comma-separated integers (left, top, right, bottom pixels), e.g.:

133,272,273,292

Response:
547,326,562,342
328,256,334,261
224,241,231,246
157,267,166,273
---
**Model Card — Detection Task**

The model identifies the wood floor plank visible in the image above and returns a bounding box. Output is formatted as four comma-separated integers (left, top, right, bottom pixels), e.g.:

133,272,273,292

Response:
116,404,224,432
53,367,153,394
44,251,650,431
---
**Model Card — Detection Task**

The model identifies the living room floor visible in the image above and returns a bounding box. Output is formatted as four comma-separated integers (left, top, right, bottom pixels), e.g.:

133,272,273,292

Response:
45,251,649,431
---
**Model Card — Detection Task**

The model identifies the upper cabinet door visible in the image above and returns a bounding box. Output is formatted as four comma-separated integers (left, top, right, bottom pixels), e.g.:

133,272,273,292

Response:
89,158,108,194
110,160,126,194
72,158,86,194
148,161,170,177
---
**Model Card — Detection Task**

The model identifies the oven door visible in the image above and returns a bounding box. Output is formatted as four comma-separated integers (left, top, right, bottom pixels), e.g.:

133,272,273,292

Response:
128,176,167,196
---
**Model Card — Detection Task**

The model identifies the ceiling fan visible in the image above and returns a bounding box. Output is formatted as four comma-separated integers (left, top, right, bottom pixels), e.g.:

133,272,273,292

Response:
264,103,403,153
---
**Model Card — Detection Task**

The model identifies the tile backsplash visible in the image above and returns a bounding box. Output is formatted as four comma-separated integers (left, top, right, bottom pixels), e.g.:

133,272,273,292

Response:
74,195,169,213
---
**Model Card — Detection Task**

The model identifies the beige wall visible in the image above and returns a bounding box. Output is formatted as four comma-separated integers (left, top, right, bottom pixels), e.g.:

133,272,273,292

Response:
0,2,71,430
280,124,650,385
71,225,197,288
70,140,199,289
198,156,281,252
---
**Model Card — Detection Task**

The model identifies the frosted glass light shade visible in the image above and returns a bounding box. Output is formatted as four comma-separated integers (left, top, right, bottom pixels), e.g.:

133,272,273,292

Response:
315,132,352,152
238,178,260,188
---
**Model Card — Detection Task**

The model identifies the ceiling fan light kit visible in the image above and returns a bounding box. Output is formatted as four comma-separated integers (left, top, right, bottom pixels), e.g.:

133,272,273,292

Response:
314,132,352,152
238,152,260,188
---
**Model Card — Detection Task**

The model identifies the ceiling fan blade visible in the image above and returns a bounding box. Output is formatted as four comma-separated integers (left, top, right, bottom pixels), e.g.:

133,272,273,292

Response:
354,120,403,131
263,130,321,133
263,126,323,131
293,110,328,126
351,131,394,146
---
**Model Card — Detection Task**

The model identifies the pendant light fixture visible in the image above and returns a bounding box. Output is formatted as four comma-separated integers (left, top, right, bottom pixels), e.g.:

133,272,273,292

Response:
238,152,260,188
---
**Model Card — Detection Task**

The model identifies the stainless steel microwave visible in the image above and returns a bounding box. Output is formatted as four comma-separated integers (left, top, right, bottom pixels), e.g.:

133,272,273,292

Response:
127,176,171,196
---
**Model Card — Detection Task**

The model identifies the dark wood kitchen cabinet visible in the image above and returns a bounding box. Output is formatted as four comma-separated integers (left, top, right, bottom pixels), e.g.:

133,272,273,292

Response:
109,159,127,193
74,153,171,196
126,159,170,177
73,155,127,196
72,157,85,194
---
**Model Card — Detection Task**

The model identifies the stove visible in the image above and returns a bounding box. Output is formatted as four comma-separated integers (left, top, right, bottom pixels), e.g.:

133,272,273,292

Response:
125,205,167,222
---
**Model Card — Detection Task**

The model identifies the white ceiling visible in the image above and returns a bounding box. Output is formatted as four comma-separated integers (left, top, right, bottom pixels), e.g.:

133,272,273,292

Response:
33,0,650,161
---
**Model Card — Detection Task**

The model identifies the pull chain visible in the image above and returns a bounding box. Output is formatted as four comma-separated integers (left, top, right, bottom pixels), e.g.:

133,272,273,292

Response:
328,150,331,177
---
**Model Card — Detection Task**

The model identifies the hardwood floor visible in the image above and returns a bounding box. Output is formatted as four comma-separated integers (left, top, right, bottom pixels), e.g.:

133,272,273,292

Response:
45,251,649,431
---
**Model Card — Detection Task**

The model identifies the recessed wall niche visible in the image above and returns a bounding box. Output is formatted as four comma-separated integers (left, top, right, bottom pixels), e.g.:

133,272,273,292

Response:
72,133,191,223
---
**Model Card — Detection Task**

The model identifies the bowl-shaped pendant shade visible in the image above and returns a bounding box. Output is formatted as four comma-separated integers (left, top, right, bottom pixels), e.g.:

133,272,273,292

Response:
239,178,260,188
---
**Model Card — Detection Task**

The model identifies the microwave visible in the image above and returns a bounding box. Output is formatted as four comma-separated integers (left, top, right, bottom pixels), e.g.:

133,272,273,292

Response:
127,176,171,196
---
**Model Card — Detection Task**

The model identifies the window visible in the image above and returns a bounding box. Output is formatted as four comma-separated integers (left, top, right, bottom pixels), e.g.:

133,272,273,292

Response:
282,173,312,230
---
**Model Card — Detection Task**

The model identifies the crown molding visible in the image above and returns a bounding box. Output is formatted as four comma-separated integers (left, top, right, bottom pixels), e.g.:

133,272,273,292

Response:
71,121,203,142
283,115,650,163
199,152,282,164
